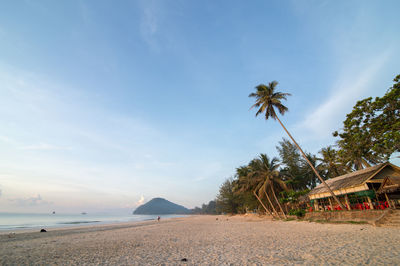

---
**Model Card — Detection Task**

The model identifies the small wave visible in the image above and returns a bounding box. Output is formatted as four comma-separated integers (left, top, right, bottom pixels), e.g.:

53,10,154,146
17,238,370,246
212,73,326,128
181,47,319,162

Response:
58,221,101,225
0,226,30,230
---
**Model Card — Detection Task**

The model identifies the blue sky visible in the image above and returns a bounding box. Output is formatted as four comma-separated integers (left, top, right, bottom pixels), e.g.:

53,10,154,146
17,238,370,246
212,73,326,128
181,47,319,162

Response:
0,0,399,213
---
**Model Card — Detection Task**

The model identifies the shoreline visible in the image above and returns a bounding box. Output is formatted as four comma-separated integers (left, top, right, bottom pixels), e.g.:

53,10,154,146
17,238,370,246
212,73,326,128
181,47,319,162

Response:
1,215,399,264
0,213,188,234
0,215,190,235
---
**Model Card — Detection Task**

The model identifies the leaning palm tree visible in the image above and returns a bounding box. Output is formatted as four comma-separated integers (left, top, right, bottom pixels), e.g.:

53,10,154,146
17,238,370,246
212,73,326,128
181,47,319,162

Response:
249,81,345,210
247,161,278,217
246,157,282,219
233,165,273,216
254,154,288,219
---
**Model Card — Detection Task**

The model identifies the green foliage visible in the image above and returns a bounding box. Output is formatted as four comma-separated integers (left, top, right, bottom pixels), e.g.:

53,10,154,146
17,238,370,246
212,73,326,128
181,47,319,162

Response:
192,201,218,214
279,189,310,204
216,178,240,214
334,74,400,169
277,139,322,189
249,81,291,120
318,146,348,179
288,209,306,218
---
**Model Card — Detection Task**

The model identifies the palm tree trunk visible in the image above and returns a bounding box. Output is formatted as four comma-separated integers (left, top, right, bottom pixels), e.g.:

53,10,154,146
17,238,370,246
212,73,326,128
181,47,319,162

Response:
270,184,287,219
274,115,346,210
263,185,281,219
253,190,273,216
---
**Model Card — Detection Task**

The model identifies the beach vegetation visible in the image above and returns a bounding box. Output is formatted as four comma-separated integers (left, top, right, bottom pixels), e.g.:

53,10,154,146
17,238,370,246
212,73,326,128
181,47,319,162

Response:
249,81,345,209
216,178,240,214
191,201,218,214
288,209,306,218
196,74,399,219
333,74,400,170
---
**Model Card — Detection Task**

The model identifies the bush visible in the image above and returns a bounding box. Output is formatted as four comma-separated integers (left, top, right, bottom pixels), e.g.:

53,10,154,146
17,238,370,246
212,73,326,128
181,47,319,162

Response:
289,209,306,218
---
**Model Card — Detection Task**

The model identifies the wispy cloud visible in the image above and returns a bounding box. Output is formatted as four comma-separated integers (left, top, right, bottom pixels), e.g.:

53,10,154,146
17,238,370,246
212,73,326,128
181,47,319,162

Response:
140,1,161,50
193,161,224,182
297,51,390,140
20,143,73,151
0,135,13,144
8,194,53,206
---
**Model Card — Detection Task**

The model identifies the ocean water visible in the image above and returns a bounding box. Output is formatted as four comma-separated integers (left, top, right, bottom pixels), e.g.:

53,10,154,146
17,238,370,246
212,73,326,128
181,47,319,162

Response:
0,213,186,231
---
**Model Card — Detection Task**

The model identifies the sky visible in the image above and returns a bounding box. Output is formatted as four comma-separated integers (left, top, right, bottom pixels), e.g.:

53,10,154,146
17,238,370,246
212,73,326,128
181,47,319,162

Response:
0,0,399,213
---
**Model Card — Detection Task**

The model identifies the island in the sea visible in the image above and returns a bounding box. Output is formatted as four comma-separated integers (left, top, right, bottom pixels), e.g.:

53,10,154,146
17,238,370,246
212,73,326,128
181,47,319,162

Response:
133,197,191,215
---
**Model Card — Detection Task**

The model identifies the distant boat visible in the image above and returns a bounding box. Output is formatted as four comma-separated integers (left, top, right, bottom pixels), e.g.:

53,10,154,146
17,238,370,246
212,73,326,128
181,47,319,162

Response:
81,212,87,215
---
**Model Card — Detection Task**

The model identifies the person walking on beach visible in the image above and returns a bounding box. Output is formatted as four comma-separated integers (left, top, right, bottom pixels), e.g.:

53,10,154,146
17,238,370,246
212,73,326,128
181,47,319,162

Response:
157,216,160,222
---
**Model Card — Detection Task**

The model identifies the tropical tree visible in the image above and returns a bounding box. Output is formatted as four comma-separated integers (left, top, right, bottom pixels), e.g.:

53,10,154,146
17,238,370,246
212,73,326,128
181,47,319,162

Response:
216,178,239,214
232,165,268,214
332,97,382,170
319,146,348,179
300,152,324,189
277,138,309,190
234,161,280,217
249,81,345,209
252,154,288,219
333,74,400,168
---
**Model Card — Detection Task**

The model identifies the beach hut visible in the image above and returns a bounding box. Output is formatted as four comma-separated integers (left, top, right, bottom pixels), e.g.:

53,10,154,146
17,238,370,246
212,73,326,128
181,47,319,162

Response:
308,162,400,211
377,175,400,208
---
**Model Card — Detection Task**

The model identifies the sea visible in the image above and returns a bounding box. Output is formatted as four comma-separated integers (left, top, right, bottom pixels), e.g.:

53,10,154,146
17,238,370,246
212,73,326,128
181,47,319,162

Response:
0,213,186,231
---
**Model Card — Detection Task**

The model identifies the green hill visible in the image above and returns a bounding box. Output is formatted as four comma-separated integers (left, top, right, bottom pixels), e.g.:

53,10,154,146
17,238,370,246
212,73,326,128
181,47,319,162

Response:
133,198,191,215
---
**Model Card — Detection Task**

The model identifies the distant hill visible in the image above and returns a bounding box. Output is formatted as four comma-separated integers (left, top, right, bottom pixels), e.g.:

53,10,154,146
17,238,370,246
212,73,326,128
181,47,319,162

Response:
133,198,191,215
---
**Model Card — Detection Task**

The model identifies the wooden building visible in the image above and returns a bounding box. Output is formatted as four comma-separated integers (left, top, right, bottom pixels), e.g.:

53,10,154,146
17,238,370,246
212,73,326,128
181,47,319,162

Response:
308,162,400,211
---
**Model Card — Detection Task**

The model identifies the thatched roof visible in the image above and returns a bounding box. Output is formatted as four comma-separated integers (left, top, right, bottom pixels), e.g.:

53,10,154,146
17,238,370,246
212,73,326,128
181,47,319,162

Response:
308,163,386,196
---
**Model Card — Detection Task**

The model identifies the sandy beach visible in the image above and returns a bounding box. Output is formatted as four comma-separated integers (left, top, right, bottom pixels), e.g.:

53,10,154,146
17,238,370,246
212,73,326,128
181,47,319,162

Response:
1,215,399,265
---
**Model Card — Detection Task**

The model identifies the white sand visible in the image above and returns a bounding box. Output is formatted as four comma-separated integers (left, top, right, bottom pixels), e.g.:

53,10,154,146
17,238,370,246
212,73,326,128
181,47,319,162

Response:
1,215,399,265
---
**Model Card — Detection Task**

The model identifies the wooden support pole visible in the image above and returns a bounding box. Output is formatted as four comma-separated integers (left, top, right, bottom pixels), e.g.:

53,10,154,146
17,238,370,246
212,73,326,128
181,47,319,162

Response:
367,196,374,209
328,197,334,211
344,194,351,210
314,199,319,211
384,193,392,208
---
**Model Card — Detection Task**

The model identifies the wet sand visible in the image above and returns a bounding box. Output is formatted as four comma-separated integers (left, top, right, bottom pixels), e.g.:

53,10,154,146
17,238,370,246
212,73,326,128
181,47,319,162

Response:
1,215,399,265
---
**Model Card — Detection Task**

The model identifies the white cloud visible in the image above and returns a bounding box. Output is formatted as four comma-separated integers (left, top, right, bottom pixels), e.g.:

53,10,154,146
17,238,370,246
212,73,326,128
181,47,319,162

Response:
20,143,72,151
0,135,13,144
8,194,53,206
135,195,145,206
298,51,390,140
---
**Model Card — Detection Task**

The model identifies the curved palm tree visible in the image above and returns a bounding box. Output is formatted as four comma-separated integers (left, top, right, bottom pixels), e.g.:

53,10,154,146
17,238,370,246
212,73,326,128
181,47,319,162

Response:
248,159,279,218
249,81,346,210
234,165,273,216
254,154,288,219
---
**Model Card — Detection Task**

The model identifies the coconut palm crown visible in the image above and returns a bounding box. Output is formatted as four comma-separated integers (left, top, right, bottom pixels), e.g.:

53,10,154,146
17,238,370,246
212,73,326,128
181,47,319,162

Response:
249,81,291,120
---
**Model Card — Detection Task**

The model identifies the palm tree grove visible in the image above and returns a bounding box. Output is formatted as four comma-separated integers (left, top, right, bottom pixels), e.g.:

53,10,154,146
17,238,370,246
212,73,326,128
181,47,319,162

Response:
194,74,400,217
